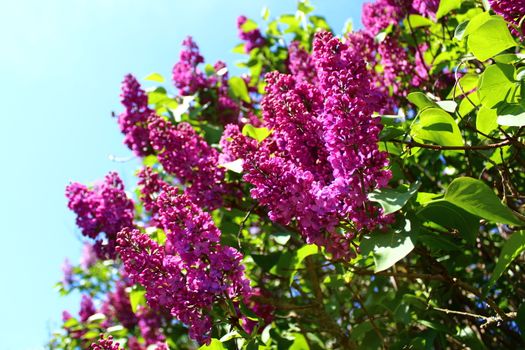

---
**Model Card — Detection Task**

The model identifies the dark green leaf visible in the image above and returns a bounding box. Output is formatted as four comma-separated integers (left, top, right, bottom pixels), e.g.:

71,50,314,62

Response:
488,231,525,286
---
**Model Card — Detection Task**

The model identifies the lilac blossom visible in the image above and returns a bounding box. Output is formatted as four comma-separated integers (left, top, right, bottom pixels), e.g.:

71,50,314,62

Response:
79,295,96,322
65,172,134,259
489,0,525,36
118,74,154,156
221,32,391,259
117,191,251,344
172,36,207,95
148,115,227,209
237,15,266,52
91,335,122,350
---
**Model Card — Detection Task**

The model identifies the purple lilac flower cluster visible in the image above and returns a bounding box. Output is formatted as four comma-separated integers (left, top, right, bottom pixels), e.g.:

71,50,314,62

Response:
287,41,317,83
79,294,97,322
172,36,207,96
237,15,266,53
91,335,122,350
171,37,242,125
148,116,227,209
362,0,438,35
221,32,391,260
118,74,154,157
489,0,525,36
65,172,134,259
344,0,439,108
117,190,251,344
100,282,138,329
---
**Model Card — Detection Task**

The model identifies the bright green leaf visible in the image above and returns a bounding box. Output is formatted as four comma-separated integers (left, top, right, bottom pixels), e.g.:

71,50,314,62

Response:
444,177,523,226
199,339,225,350
129,289,146,313
229,76,251,103
468,17,516,61
476,106,498,135
219,159,243,173
144,72,165,83
368,182,421,215
404,15,433,28
488,231,525,286
411,108,464,149
478,63,516,107
436,0,462,19
361,231,415,272
242,124,271,142
289,333,310,350
407,92,439,110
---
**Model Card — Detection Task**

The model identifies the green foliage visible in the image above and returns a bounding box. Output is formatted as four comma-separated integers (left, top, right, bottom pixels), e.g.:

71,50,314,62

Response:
50,1,525,349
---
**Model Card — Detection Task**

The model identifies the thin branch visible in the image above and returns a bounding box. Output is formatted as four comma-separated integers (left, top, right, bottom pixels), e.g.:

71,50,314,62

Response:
391,138,513,151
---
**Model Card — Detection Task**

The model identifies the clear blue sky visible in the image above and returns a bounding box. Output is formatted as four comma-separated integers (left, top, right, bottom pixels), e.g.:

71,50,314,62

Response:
0,1,364,348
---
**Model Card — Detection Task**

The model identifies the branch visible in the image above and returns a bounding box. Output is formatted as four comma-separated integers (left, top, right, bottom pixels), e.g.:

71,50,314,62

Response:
390,139,513,151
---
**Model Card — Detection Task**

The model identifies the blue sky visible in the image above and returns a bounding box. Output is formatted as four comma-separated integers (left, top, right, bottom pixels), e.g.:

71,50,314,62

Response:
0,1,364,348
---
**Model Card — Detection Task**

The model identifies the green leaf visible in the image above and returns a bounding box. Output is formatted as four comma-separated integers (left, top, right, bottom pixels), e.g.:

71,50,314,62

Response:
404,15,433,28
368,182,421,215
478,63,516,107
252,252,281,272
497,107,525,126
418,200,480,244
454,21,469,40
407,92,439,111
360,231,415,272
436,100,457,113
199,339,224,350
411,108,463,149
228,76,251,103
436,0,462,19
476,106,498,135
273,232,291,245
242,124,271,142
444,177,523,226
488,231,525,287
289,333,310,350
261,7,270,21
129,289,146,313
468,17,516,61
463,12,491,37
240,18,259,32
144,72,165,83
219,159,243,173
450,73,478,98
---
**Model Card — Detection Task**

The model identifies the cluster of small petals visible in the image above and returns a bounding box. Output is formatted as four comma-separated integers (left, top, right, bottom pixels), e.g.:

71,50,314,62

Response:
100,282,138,329
219,124,257,165
137,167,166,215
411,0,439,17
79,295,97,322
172,36,207,95
136,307,166,345
237,15,266,52
65,172,134,259
91,335,122,350
489,0,525,36
362,0,402,35
148,116,227,209
377,37,411,94
223,32,391,259
241,289,275,334
287,41,316,83
117,193,251,345
118,74,154,156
